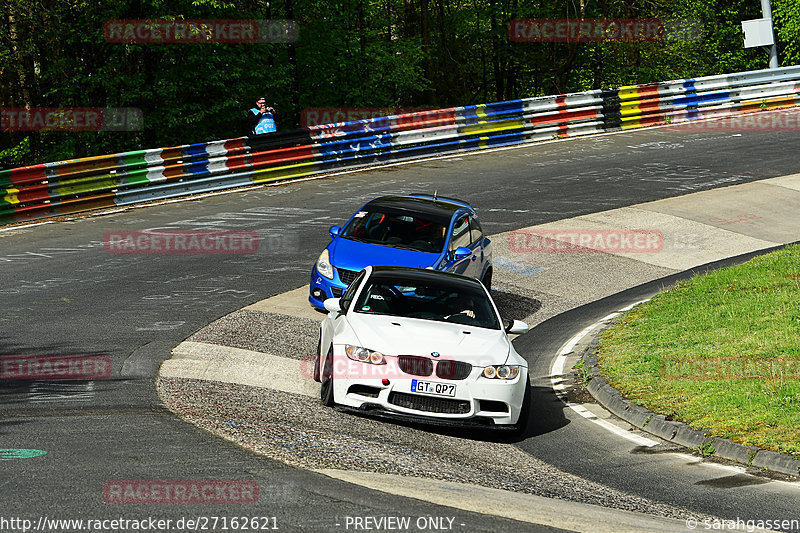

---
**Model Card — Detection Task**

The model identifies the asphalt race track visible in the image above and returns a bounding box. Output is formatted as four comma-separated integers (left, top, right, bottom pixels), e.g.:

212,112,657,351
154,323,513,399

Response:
2,117,800,531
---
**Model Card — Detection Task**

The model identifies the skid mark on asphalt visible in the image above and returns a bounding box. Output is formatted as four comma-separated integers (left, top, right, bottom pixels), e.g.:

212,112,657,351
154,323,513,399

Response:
1,380,97,404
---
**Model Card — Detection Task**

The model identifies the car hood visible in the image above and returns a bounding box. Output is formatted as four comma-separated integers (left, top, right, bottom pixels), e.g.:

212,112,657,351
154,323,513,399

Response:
330,237,441,272
346,313,513,365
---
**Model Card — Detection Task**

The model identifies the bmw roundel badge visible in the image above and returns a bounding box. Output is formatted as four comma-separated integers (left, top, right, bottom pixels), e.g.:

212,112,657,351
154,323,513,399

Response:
431,352,440,358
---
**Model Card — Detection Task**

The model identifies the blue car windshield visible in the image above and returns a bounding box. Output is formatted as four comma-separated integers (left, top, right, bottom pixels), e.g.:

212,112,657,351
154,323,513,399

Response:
354,279,500,330
340,210,447,253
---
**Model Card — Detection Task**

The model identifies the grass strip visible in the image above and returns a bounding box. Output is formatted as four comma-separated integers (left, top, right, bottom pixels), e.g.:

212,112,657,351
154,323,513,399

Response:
597,244,800,455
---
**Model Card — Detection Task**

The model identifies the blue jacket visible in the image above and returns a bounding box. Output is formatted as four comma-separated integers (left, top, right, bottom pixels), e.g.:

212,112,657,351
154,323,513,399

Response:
248,108,276,135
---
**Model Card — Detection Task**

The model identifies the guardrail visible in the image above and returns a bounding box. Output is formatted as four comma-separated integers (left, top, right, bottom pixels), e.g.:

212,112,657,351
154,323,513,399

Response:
3,65,799,224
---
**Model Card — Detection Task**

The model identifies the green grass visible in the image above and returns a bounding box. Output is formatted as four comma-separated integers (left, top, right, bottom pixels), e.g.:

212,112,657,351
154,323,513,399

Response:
597,244,800,455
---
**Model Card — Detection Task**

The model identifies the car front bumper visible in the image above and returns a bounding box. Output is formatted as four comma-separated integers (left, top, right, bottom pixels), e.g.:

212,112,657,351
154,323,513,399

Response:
330,360,528,426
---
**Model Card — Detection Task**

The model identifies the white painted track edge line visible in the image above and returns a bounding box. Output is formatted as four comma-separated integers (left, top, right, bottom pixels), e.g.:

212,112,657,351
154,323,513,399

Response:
0,220,54,233
550,301,659,448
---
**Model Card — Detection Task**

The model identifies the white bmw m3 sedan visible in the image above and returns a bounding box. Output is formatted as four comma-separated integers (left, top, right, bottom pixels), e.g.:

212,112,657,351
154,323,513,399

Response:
313,265,531,431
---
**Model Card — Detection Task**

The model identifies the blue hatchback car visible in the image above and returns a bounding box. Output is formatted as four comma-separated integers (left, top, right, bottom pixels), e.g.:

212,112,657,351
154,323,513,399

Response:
309,194,493,311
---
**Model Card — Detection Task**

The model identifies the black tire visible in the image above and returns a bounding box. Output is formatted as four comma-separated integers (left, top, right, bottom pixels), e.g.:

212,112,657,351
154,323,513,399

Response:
320,347,335,407
313,336,322,382
481,267,493,292
510,381,531,436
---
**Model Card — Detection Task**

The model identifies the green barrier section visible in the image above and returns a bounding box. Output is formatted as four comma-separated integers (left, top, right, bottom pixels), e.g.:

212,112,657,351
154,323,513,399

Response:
55,176,120,197
249,161,320,183
0,170,12,189
118,167,161,186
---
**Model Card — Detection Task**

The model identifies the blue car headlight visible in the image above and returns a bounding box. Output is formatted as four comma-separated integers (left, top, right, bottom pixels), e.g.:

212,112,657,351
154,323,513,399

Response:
316,249,334,279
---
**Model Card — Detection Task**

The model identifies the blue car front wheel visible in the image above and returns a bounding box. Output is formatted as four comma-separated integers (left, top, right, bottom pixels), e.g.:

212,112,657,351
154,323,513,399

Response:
481,267,493,292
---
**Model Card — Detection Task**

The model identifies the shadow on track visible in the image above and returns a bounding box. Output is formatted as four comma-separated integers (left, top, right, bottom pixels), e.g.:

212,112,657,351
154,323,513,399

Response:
342,384,569,445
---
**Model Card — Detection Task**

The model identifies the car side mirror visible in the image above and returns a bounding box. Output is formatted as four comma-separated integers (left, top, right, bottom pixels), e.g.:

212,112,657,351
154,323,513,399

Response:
505,319,530,334
324,298,342,314
329,225,341,239
452,246,471,261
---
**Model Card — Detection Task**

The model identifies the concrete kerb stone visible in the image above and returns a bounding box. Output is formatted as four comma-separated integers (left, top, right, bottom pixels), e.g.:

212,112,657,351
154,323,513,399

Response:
643,415,679,442
751,450,800,477
622,404,652,429
585,376,613,402
712,437,760,467
583,350,599,371
671,424,710,450
586,378,653,428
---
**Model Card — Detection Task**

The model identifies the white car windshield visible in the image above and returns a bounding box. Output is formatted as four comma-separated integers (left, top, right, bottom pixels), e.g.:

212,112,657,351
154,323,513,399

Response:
340,210,447,253
353,277,500,330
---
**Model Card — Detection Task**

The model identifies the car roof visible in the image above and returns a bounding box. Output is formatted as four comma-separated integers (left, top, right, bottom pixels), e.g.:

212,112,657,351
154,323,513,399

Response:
368,265,484,290
405,193,471,208
361,196,473,224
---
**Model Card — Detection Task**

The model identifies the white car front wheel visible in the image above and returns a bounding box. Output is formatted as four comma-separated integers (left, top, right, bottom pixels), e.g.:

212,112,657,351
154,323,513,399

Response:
320,347,335,406
510,382,531,435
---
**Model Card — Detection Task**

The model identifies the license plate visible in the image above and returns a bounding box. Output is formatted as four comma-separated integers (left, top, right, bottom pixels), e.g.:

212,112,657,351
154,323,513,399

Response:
411,379,456,397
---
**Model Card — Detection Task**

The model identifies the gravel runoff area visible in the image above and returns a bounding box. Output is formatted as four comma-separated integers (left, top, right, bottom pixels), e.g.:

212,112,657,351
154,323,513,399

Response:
158,279,711,522
157,377,703,521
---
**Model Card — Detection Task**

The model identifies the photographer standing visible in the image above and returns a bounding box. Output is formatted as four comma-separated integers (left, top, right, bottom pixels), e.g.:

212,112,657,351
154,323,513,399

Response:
247,97,277,135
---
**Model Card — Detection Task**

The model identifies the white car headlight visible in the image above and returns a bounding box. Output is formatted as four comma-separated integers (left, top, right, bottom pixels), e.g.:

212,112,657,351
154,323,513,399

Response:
481,365,520,380
316,248,334,279
345,345,386,365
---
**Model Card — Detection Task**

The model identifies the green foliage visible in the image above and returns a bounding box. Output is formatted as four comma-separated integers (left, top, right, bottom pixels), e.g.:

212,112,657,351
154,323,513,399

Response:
773,0,800,66
1,0,798,167
0,135,31,167
697,441,716,457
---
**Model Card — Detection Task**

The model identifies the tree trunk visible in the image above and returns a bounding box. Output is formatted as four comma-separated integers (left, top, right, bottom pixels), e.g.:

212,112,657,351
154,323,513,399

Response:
490,0,503,101
284,0,300,127
420,0,435,104
8,8,41,161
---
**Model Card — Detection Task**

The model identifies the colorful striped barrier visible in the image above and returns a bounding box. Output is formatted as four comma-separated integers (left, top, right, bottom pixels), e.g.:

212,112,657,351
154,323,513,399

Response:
3,65,800,225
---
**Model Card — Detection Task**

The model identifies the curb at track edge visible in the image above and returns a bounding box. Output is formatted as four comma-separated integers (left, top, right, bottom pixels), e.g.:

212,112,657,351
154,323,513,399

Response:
553,244,800,478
